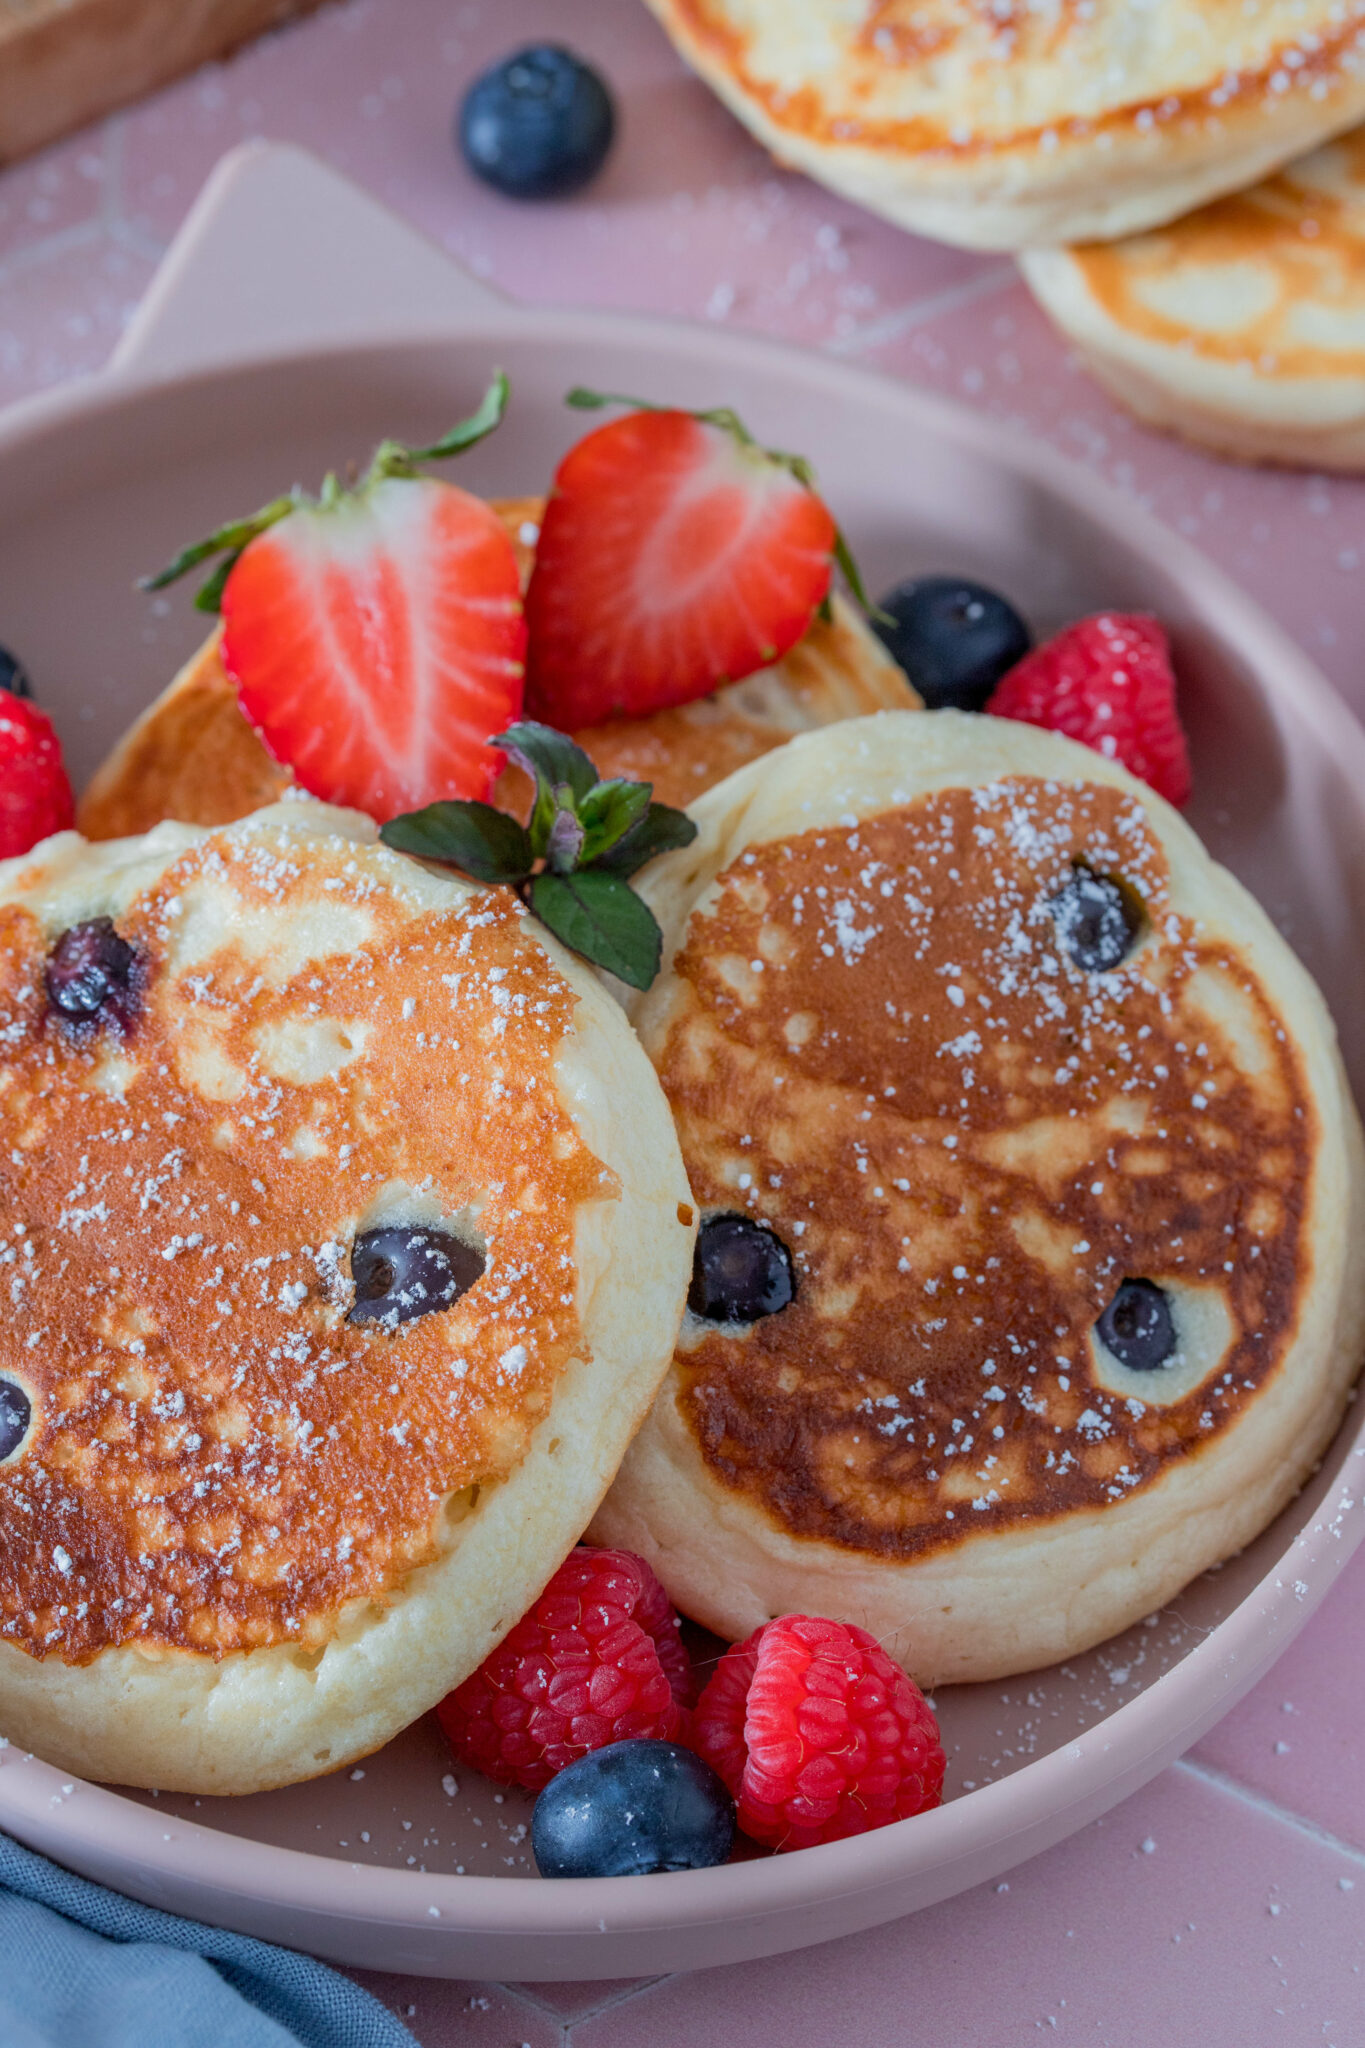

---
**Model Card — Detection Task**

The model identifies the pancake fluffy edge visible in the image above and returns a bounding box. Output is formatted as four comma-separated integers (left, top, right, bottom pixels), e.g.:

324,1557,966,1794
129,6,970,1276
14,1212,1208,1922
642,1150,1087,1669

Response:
646,0,1365,252
590,711,1365,1685
0,800,694,1793
1020,127,1365,471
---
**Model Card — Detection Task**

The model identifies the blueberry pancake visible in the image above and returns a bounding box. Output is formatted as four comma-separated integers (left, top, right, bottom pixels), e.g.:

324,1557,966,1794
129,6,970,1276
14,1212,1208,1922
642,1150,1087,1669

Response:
77,498,915,841
0,801,693,1792
592,713,1365,1683
646,0,1365,251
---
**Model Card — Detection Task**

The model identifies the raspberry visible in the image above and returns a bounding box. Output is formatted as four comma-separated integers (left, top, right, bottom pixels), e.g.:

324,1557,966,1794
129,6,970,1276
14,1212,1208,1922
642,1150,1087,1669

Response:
986,612,1191,808
436,1547,690,1792
0,697,74,859
693,1615,945,1852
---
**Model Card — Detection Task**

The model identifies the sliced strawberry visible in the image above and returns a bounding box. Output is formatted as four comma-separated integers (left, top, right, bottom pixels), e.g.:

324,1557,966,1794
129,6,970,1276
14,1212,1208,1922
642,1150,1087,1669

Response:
524,405,838,728
221,478,525,819
142,375,526,822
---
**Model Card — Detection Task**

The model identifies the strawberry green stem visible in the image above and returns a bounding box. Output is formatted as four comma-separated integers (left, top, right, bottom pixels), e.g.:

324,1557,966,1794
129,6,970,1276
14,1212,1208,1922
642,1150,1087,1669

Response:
140,373,511,614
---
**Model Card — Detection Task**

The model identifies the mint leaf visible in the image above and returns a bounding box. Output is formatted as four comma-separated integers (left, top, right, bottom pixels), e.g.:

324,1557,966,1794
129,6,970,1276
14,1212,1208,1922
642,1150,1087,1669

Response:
595,801,698,876
495,721,598,805
380,801,533,883
529,871,663,990
577,778,652,864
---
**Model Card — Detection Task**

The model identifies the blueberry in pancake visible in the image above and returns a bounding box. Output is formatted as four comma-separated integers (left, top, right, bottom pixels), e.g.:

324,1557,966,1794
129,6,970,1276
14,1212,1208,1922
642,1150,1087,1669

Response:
592,712,1365,1684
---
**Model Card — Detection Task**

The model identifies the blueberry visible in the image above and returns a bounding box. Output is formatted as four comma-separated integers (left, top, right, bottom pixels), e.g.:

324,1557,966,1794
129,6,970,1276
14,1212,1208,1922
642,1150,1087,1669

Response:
532,1739,735,1879
0,645,32,700
0,1378,31,1460
1096,1280,1176,1372
45,918,141,1034
1049,866,1142,972
348,1226,485,1328
873,576,1031,712
459,46,615,200
689,1214,795,1324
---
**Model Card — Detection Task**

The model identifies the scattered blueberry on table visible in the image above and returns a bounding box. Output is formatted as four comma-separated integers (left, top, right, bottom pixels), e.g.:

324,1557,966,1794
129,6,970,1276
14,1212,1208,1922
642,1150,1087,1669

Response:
459,46,615,200
874,575,1031,711
532,1739,736,1878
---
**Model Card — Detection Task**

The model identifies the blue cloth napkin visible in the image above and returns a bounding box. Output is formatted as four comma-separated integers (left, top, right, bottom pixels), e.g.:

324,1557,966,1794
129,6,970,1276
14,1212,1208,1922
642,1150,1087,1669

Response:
0,1829,418,2048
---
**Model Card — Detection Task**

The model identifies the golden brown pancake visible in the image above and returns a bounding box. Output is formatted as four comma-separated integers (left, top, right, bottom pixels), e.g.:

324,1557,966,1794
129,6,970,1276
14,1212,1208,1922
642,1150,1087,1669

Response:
77,498,916,841
646,0,1365,251
592,713,1365,1683
1021,125,1365,469
0,801,693,1791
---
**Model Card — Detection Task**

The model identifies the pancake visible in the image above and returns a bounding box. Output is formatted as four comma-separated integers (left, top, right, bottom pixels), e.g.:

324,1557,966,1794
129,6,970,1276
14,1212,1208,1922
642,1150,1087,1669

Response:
645,0,1365,252
1021,126,1365,469
591,712,1365,1684
0,800,694,1792
77,496,916,841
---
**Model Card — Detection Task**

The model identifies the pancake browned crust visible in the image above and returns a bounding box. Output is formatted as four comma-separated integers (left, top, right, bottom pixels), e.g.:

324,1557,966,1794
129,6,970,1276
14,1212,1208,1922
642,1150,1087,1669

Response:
0,802,693,1791
592,713,1365,1683
646,0,1365,251
77,498,916,841
1021,126,1365,469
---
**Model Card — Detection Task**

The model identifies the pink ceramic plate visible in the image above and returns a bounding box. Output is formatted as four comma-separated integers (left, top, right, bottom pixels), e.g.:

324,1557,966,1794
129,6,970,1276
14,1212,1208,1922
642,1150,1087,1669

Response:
0,144,1362,1982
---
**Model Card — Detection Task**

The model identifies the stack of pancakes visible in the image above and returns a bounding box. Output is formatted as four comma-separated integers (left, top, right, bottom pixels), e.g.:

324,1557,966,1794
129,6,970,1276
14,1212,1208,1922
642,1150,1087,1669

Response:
644,2,1365,467
2,495,1360,1797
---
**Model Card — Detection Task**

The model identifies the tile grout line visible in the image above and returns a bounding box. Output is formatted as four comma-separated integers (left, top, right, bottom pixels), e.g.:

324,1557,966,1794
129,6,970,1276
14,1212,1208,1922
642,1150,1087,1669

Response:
504,1973,673,2031
1174,1756,1365,1871
823,259,1018,357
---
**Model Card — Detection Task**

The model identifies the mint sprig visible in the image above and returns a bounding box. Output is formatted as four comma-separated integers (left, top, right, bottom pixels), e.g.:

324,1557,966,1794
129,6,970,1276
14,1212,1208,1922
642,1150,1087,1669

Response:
380,721,696,990
140,372,511,614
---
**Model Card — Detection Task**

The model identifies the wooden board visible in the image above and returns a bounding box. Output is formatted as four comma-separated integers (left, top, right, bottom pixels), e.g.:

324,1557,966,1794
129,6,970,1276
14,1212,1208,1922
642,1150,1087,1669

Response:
0,0,331,164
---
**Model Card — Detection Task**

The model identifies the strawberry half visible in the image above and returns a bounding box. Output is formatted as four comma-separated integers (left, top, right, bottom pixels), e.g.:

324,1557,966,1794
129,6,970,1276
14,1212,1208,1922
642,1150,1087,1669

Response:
524,392,853,729
143,376,526,820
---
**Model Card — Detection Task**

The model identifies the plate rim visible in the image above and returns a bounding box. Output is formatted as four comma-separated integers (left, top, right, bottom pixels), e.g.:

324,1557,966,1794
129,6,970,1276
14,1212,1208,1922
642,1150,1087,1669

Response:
1,299,1363,1960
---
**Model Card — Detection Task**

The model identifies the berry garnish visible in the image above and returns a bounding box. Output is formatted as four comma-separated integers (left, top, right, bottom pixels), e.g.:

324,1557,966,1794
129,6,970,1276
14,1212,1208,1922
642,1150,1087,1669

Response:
1048,864,1142,972
44,918,140,1034
0,695,73,858
347,1226,485,1329
0,644,33,700
382,720,696,989
523,389,875,729
141,375,525,820
688,1214,795,1324
459,46,615,200
873,575,1031,711
0,1378,31,1461
532,1738,735,1878
437,1547,691,1793
1096,1279,1176,1372
987,612,1192,807
693,1615,945,1852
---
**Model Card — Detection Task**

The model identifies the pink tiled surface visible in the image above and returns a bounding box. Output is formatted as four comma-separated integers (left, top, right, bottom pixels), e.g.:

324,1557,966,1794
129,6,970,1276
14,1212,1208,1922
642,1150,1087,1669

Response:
2,0,1364,2039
